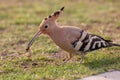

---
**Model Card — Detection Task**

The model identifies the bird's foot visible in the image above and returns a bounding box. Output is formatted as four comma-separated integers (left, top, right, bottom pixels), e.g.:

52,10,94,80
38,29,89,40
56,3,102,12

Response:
80,58,84,64
56,58,71,66
80,55,88,64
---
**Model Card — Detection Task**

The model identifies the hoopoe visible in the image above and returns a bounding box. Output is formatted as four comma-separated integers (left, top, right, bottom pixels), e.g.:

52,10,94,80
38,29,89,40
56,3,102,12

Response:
26,7,120,64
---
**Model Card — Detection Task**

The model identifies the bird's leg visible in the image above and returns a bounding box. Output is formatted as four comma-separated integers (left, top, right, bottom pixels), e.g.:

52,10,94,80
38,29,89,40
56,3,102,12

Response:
80,53,86,64
59,53,73,65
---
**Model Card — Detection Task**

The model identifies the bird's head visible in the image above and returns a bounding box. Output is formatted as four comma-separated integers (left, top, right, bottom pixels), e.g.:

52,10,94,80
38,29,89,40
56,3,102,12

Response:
26,7,64,51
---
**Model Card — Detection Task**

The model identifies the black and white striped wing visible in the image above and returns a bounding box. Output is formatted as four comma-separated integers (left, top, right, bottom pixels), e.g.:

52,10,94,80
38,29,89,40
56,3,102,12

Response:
72,31,111,52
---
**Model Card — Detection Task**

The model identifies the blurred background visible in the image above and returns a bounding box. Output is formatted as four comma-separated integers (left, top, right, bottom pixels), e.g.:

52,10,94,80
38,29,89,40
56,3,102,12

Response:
0,0,120,80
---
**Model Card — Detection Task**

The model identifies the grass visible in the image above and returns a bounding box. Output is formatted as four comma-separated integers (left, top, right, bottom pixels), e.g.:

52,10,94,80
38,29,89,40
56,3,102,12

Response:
0,0,120,80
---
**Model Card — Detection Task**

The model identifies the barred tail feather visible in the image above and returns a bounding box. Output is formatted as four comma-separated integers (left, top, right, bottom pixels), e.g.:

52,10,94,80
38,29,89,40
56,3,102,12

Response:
109,43,120,47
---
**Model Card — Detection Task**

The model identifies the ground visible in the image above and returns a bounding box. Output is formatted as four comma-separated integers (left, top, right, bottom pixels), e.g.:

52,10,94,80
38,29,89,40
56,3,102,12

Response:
0,0,120,80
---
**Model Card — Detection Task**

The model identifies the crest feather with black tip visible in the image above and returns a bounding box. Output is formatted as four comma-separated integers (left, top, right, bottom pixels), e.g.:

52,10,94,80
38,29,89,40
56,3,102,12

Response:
60,7,64,11
44,7,65,21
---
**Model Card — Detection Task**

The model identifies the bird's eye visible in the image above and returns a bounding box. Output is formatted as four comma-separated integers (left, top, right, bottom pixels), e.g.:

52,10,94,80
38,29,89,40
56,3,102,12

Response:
44,25,48,28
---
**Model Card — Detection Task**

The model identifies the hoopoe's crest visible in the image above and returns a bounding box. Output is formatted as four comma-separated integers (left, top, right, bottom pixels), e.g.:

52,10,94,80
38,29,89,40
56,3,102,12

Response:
39,7,64,34
44,6,64,21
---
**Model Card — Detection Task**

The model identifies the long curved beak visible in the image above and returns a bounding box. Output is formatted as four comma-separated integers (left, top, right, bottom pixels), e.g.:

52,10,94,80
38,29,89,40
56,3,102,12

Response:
26,30,41,51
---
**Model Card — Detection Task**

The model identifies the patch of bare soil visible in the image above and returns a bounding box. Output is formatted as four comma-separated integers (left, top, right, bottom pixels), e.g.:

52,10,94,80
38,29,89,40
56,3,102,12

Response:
0,51,22,61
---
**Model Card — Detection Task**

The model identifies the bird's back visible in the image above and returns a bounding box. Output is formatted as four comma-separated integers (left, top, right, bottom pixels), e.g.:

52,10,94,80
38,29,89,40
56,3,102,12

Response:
62,26,115,53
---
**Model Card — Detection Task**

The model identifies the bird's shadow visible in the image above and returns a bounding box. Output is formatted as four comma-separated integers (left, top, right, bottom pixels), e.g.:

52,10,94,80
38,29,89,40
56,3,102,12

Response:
83,56,120,70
